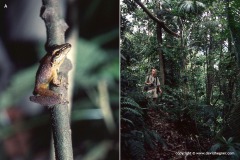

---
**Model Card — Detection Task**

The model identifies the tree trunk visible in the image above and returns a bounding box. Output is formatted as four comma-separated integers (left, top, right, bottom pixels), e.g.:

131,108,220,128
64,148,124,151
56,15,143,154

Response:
206,33,214,105
227,0,240,67
157,13,165,85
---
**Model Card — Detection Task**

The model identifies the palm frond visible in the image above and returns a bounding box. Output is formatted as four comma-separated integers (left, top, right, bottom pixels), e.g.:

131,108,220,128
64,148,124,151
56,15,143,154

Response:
178,0,205,14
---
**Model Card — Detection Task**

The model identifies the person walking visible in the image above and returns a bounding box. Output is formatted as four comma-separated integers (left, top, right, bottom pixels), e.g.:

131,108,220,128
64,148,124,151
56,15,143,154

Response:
145,68,162,103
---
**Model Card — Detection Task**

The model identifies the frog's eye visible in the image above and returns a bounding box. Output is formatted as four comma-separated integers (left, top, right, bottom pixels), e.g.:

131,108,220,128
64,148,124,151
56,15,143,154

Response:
54,50,60,56
52,53,65,64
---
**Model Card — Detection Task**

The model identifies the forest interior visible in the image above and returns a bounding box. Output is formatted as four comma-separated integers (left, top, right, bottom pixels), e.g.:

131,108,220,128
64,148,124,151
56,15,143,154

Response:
121,0,240,159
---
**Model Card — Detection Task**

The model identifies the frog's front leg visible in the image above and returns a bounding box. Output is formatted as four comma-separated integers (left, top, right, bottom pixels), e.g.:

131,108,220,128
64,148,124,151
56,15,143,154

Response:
52,70,61,86
54,71,70,90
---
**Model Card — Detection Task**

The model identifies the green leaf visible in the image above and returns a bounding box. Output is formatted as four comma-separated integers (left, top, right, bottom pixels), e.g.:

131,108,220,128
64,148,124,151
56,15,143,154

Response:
228,137,234,144
227,146,239,159
0,65,37,110
210,143,221,152
121,107,142,116
75,39,118,86
121,97,141,109
121,117,135,126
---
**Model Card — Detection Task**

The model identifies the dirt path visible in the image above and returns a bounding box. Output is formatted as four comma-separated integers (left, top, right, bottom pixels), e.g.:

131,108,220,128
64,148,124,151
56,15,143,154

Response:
143,108,212,160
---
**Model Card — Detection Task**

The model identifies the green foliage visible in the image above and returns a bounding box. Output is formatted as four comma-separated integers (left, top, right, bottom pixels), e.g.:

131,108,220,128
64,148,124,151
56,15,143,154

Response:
122,107,142,117
122,130,145,160
0,65,37,109
121,95,165,159
210,137,240,160
121,128,166,160
75,38,119,87
143,130,167,150
121,118,134,127
121,97,143,127
178,0,206,15
122,97,142,109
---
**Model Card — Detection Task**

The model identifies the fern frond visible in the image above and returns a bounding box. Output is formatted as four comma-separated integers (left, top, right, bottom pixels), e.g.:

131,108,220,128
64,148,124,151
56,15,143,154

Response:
144,131,155,149
121,107,143,116
121,117,135,126
210,143,221,152
121,97,142,110
128,140,145,159
151,131,167,148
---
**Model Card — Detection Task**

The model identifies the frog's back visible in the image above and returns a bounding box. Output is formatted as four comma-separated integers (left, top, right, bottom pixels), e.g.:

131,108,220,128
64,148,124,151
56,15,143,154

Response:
35,55,54,85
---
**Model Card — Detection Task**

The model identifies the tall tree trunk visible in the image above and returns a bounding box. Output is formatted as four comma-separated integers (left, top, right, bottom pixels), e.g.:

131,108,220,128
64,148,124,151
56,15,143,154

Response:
206,33,214,105
221,2,239,139
222,0,236,109
157,25,165,85
226,0,240,67
156,12,165,85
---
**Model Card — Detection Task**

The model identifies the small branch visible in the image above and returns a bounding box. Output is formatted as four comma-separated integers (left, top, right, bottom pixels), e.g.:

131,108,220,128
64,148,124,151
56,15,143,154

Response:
134,0,179,37
40,0,73,159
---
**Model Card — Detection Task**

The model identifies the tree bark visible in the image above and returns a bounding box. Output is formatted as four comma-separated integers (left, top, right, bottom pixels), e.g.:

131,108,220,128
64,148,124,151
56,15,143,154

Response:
206,33,214,105
226,0,240,67
157,15,165,85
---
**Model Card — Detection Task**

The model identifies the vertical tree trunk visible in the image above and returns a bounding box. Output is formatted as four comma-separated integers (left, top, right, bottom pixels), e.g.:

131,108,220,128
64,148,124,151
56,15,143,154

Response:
226,0,240,67
178,17,188,104
221,0,236,107
157,23,165,85
156,3,165,85
206,33,214,105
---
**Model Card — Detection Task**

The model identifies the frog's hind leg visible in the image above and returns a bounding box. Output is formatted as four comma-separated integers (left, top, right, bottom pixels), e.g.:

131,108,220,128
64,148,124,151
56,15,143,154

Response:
33,84,59,98
30,84,62,106
30,95,61,106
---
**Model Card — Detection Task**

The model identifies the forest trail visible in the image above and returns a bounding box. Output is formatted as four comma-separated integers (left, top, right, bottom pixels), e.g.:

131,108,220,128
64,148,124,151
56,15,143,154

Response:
143,106,212,160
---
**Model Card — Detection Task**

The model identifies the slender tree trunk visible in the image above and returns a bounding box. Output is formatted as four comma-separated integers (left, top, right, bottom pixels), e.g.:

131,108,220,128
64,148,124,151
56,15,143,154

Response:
178,17,188,104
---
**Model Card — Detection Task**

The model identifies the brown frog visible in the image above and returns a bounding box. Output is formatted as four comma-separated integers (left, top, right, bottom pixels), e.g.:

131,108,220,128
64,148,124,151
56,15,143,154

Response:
30,43,71,106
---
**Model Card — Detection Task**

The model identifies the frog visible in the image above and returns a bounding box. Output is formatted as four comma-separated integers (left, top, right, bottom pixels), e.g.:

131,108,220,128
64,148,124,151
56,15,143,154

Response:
30,43,71,106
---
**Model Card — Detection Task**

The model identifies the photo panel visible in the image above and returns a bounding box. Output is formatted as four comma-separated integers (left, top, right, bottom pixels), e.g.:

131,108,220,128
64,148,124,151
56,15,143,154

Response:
0,0,119,160
121,0,240,159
